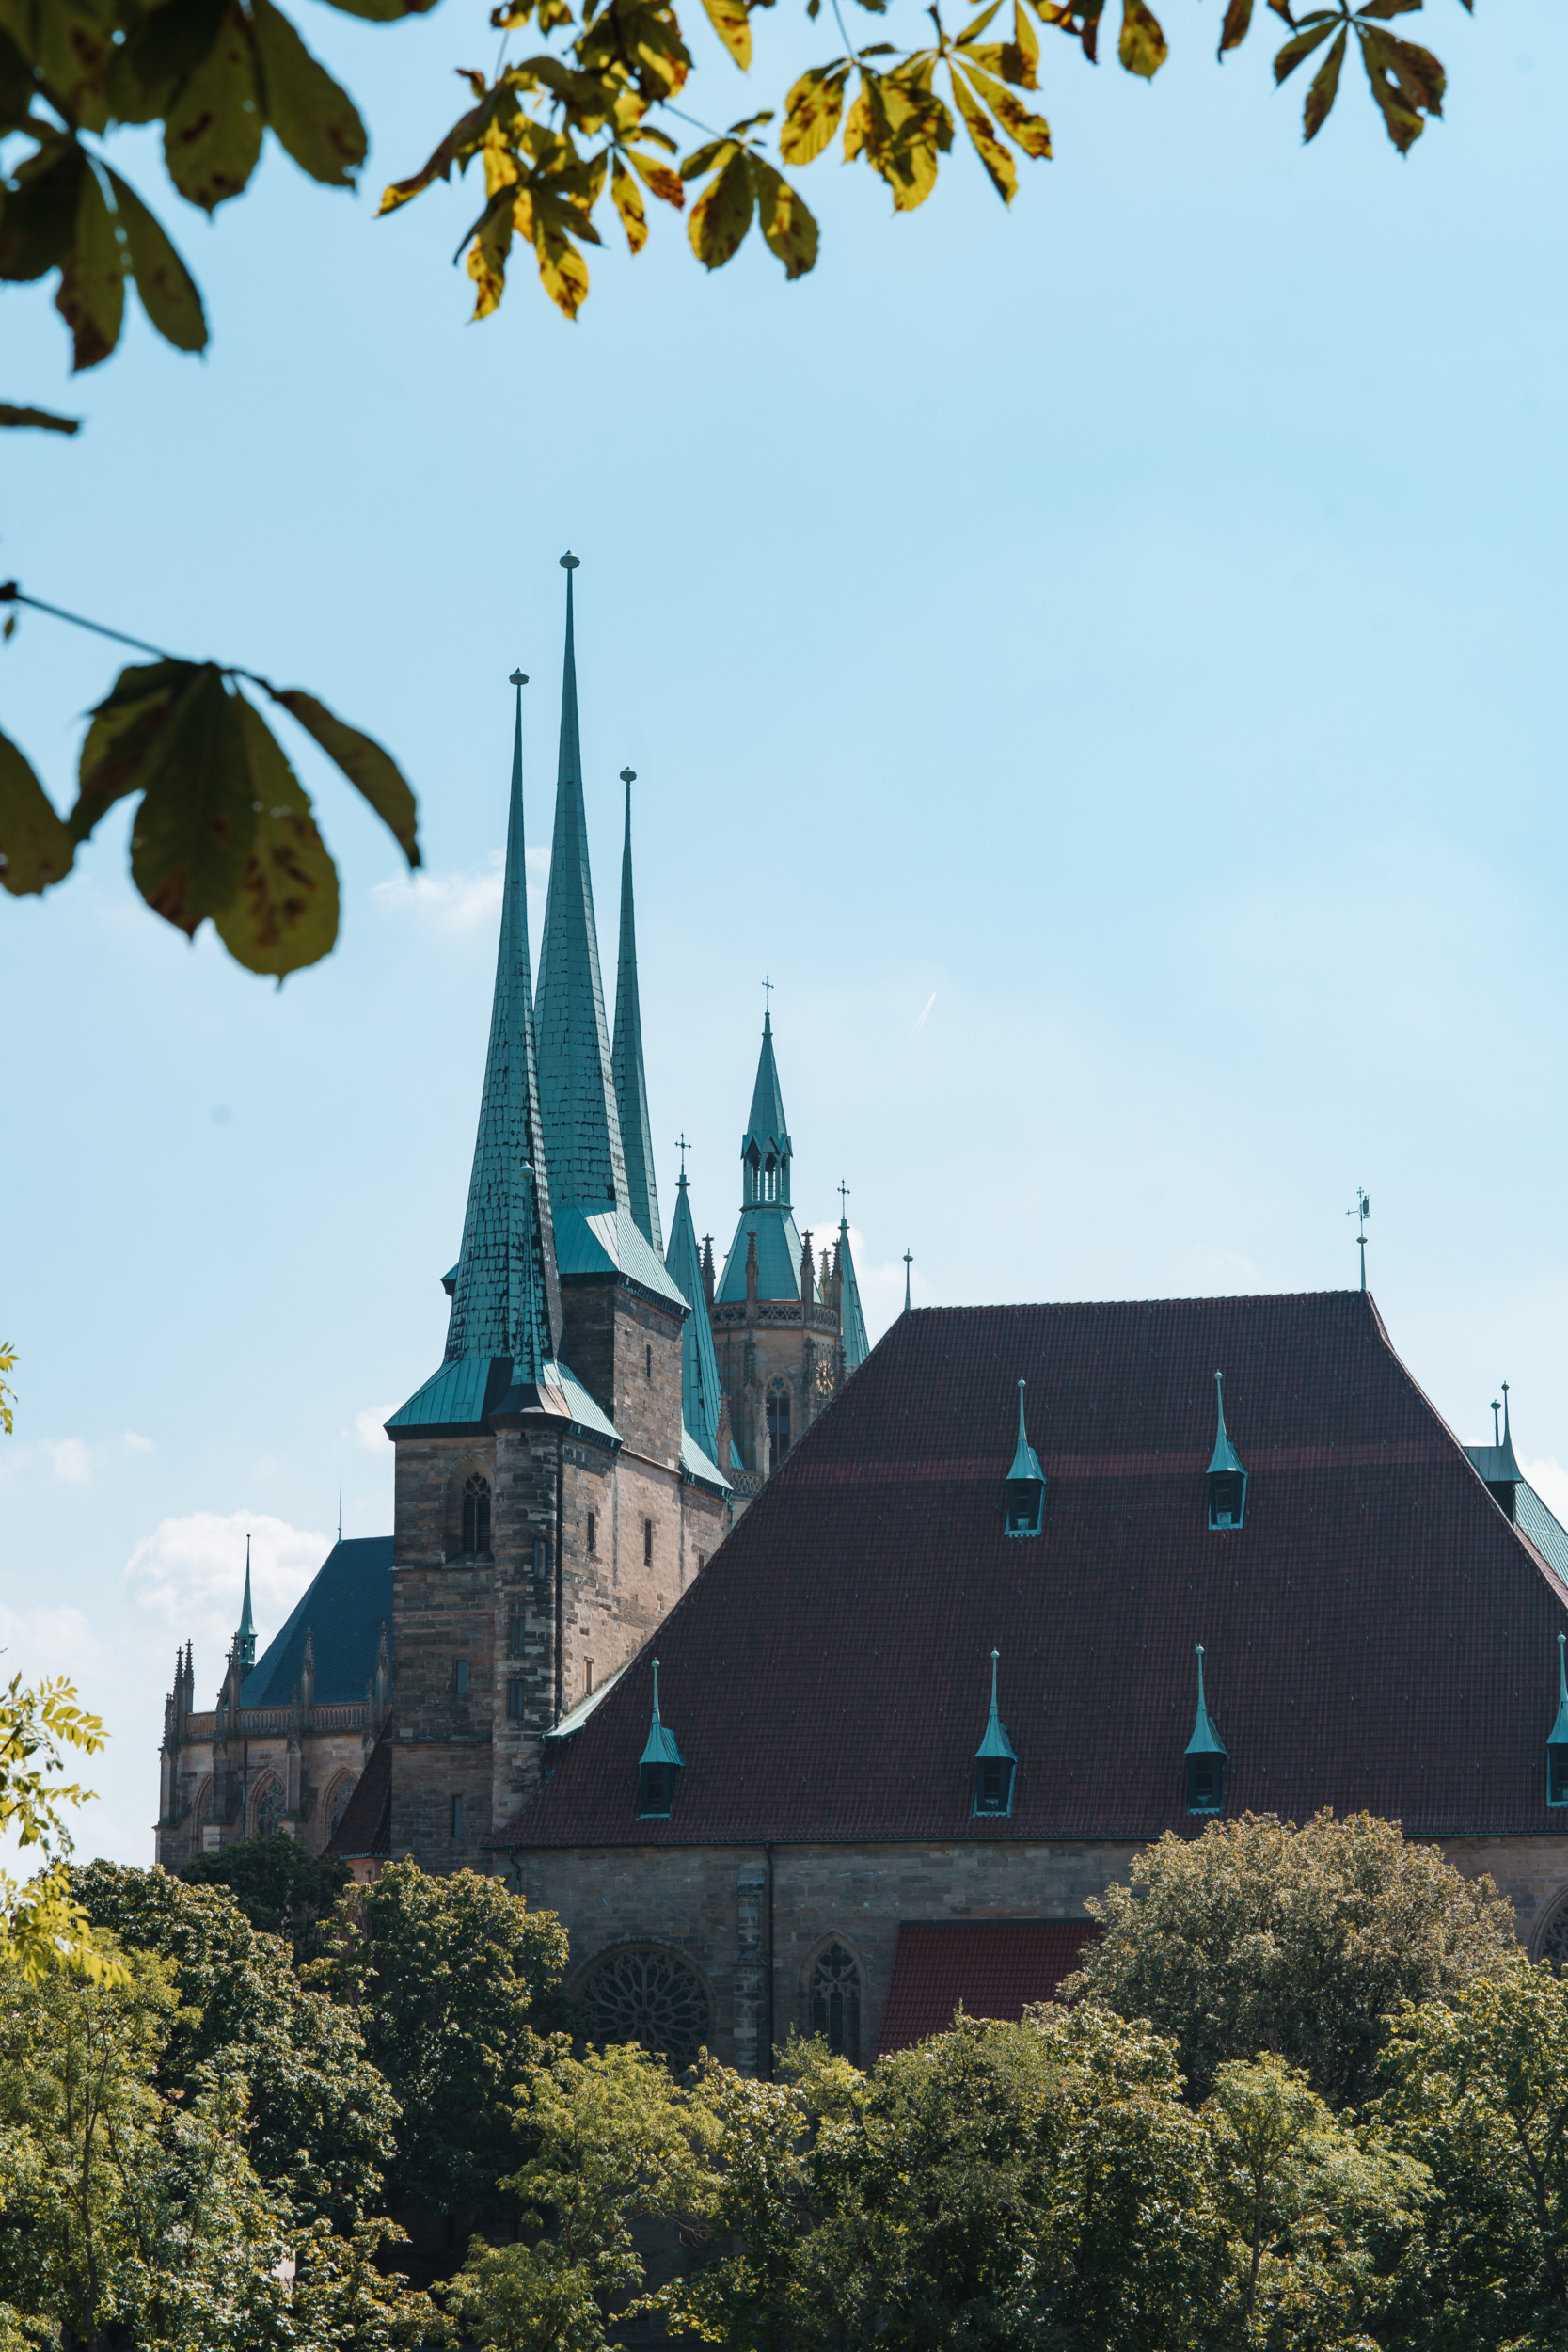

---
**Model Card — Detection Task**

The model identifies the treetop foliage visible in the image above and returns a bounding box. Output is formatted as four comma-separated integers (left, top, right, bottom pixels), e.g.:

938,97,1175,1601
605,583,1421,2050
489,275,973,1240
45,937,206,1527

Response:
1067,1807,1525,2110
178,1827,352,1963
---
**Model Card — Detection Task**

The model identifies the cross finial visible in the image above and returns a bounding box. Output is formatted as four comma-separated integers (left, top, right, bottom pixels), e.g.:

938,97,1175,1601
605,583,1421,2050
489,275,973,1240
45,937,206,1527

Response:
1347,1187,1370,1291
762,974,773,1010
675,1131,690,1181
838,1178,850,1221
509,668,528,687
620,765,636,786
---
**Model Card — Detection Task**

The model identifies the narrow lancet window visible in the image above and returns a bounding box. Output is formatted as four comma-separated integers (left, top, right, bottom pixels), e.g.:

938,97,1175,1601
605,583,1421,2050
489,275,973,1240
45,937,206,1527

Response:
638,1658,685,1818
974,1648,1018,1817
1206,1371,1248,1533
462,1473,491,1556
1185,1644,1228,1815
1005,1378,1046,1538
1548,1634,1568,1808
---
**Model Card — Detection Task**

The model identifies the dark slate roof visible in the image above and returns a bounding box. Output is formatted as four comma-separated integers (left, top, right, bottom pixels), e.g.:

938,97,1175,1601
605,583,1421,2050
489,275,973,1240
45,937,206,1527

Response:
876,1921,1101,2057
495,1292,1568,1851
239,1537,392,1708
325,1731,391,1860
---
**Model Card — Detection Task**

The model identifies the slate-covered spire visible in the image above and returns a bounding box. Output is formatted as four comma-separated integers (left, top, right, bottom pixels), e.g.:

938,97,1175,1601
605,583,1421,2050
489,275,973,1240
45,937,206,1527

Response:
235,1535,257,1672
665,1150,722,1465
444,672,562,1373
1185,1643,1228,1815
612,768,661,1252
741,1010,792,1207
534,553,629,1216
837,1215,869,1373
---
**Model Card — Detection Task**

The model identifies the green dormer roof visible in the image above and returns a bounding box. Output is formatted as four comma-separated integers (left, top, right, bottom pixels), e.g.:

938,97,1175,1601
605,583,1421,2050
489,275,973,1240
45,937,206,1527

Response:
1185,1645,1227,1758
613,771,662,1254
838,1216,869,1373
1008,1380,1045,1485
554,1201,688,1312
639,1658,684,1769
1206,1370,1246,1478
1550,1634,1568,1748
440,673,562,1379
666,1161,723,1464
974,1650,1017,1763
534,555,630,1218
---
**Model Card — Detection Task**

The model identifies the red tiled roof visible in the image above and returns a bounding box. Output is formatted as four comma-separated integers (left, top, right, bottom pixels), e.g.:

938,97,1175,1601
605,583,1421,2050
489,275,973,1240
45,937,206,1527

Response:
876,1920,1101,2056
494,1292,1568,1850
326,1729,390,1858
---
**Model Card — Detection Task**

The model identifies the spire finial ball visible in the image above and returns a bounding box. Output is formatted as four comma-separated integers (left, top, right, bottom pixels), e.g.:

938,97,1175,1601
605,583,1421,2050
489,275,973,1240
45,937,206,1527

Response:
620,766,636,785
560,550,581,570
509,668,529,687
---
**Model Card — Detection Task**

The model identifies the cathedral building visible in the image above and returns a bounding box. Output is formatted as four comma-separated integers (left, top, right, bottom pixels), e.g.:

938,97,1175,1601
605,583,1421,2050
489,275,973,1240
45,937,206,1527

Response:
494,1291,1568,2071
154,558,870,1873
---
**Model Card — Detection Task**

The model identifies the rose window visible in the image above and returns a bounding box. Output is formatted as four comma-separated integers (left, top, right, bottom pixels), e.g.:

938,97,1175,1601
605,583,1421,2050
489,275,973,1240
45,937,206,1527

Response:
1539,1899,1568,1974
581,1947,710,2070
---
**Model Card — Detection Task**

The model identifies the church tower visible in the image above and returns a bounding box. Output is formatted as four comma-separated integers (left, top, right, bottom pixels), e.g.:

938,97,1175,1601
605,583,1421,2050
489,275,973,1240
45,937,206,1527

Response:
709,1011,870,1503
386,559,730,1870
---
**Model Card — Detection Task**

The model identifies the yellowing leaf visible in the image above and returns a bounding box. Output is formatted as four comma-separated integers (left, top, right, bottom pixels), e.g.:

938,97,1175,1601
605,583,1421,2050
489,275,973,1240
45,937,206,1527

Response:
626,145,685,205
1217,0,1252,54
610,153,648,251
162,3,264,211
378,90,500,214
267,689,420,867
0,729,74,897
1117,0,1167,75
687,146,752,267
251,0,367,186
751,157,817,277
781,63,849,164
854,65,952,212
532,216,591,315
1273,17,1338,81
73,660,199,842
1358,23,1443,148
1030,0,1104,64
961,60,1052,152
214,695,340,976
102,167,207,352
128,668,256,935
54,160,124,373
699,0,752,69
949,65,1016,199
1304,21,1345,134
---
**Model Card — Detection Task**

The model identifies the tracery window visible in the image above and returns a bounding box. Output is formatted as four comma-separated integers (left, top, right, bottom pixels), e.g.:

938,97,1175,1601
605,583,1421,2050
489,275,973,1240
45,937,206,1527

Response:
252,1774,283,1839
767,1383,792,1472
581,1946,711,2072
461,1473,491,1556
328,1773,358,1835
808,1943,863,2065
1538,1897,1568,1974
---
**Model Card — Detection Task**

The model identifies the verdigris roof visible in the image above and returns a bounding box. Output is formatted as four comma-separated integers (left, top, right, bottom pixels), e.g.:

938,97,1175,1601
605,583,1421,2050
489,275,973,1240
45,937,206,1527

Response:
717,1205,804,1305
612,775,662,1254
534,560,630,1219
743,1011,791,1172
838,1217,870,1372
495,1291,1568,1851
555,1202,688,1313
441,679,562,1378
666,1169,724,1462
239,1537,392,1709
388,1353,619,1443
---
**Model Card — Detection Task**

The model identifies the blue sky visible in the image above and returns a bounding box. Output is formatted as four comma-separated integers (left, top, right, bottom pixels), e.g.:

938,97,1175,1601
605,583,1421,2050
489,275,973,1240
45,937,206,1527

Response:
4,0,1564,1863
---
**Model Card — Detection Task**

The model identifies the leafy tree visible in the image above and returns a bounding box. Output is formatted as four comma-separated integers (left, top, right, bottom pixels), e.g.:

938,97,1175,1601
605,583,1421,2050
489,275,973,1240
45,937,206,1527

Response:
0,1672,119,1988
1068,1809,1523,2110
445,2039,719,2352
0,1343,15,1437
310,1861,571,2235
71,1859,397,2234
179,1829,352,1963
1373,1967,1568,2350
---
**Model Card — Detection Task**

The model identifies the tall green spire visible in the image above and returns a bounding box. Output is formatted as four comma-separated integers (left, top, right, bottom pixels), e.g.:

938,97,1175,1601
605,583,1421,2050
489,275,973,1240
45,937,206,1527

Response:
443,670,562,1374
235,1534,256,1671
534,553,628,1216
666,1146,721,1461
741,1007,791,1204
613,767,661,1252
837,1212,869,1373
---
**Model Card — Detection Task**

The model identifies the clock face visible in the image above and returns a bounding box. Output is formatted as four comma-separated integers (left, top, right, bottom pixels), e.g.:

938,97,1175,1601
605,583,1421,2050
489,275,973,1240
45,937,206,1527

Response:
815,1358,836,1398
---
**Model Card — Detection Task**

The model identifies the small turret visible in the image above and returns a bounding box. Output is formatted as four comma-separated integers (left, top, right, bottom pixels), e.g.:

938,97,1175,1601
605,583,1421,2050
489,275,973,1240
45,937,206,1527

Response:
1547,1633,1568,1807
800,1231,815,1310
973,1650,1018,1817
1185,1645,1227,1814
701,1234,716,1311
1206,1371,1248,1533
637,1659,684,1818
1004,1379,1046,1538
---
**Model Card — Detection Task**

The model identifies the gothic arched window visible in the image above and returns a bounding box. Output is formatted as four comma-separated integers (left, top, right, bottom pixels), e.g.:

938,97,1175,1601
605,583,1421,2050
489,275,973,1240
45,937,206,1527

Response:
462,1473,491,1556
767,1383,792,1472
328,1773,358,1835
580,1946,711,2072
1537,1896,1568,1974
809,1943,863,2065
252,1774,283,1839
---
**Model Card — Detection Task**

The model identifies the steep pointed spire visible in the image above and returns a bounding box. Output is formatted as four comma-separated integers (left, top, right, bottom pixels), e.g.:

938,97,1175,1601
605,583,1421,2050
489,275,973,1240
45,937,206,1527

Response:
535,553,629,1215
1005,1378,1046,1536
973,1649,1018,1814
613,767,662,1251
1186,1644,1227,1768
1206,1370,1248,1531
665,1149,723,1466
443,670,562,1374
1552,1632,1568,1746
837,1215,870,1373
741,1009,792,1206
235,1535,256,1672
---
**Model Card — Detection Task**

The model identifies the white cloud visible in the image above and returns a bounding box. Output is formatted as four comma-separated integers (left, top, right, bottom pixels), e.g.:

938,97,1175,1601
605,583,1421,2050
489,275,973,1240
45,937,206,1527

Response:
1523,1456,1568,1528
125,1510,329,1668
372,846,550,936
355,1407,392,1454
122,1432,154,1454
42,1438,90,1485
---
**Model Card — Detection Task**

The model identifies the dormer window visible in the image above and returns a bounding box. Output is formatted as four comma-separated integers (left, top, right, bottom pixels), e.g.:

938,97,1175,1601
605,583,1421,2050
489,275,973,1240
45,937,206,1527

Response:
1004,1378,1046,1538
1185,1644,1227,1815
1548,1635,1568,1808
973,1650,1018,1817
1206,1371,1248,1533
638,1658,684,1818
461,1472,491,1556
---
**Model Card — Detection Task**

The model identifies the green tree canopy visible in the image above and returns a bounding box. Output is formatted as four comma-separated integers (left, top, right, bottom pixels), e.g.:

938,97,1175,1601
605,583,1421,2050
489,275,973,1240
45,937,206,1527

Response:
179,1829,352,1964
1067,1808,1523,2110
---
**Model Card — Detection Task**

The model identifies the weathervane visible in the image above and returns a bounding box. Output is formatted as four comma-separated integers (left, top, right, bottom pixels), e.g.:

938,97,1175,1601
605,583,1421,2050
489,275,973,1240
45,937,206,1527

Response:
1347,1187,1370,1292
